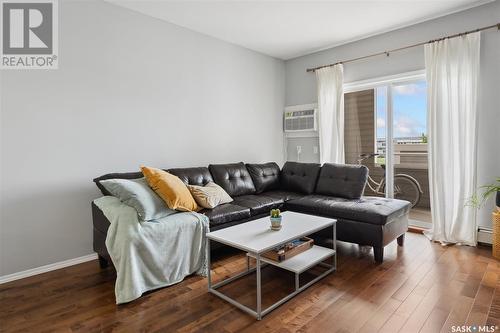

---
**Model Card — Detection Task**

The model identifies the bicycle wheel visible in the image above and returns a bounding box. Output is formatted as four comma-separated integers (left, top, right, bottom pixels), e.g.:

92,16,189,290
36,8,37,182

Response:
393,176,421,208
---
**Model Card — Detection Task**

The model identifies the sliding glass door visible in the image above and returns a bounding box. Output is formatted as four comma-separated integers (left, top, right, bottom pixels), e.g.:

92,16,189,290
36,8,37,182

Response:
344,73,431,227
390,81,430,226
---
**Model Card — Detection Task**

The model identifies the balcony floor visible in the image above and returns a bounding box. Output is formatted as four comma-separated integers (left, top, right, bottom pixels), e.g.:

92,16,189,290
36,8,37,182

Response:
409,207,432,227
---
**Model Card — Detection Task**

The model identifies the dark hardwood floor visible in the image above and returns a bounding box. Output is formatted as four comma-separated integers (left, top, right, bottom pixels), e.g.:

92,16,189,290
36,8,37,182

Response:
1,233,498,333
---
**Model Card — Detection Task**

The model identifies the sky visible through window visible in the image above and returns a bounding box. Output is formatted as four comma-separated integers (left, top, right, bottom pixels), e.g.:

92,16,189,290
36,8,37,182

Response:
376,81,427,139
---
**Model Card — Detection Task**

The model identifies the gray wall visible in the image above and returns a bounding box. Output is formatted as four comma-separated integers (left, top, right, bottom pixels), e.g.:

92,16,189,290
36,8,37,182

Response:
286,136,319,162
285,1,500,228
0,0,285,276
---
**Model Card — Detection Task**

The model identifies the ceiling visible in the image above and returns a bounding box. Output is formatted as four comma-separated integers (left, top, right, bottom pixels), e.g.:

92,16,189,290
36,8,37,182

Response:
106,0,492,59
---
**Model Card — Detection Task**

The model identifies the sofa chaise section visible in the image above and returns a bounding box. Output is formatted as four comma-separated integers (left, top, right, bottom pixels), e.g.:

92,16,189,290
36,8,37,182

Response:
285,163,410,262
286,195,409,261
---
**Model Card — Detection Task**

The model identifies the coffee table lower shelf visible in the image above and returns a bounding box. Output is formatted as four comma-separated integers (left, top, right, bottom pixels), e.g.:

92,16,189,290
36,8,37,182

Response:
248,245,335,274
207,243,336,320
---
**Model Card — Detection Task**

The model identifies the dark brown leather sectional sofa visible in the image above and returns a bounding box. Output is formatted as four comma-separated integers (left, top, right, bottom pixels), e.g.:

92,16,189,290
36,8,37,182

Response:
92,161,410,267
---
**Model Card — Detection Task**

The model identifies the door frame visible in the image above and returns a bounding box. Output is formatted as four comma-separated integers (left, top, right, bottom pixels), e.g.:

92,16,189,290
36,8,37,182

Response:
343,70,430,228
343,70,426,93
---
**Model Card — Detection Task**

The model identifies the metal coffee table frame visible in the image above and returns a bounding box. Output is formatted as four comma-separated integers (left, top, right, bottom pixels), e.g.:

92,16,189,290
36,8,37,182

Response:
206,222,336,320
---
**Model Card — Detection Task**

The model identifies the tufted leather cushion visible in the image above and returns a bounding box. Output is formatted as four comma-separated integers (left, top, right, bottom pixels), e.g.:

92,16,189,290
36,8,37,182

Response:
209,162,256,197
200,203,251,226
280,162,321,194
169,167,213,186
246,162,281,194
261,190,303,202
286,195,411,225
232,195,284,215
315,163,369,199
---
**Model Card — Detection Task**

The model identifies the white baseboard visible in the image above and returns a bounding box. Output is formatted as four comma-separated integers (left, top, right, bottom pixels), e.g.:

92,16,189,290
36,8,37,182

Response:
0,253,98,284
478,228,493,245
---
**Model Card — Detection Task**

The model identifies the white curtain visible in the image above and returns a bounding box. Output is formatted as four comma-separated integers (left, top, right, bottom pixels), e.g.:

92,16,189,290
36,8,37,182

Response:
424,32,480,246
316,65,345,164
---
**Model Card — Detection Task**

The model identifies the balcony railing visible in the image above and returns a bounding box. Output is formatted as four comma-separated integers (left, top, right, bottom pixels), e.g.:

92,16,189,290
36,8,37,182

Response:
376,143,428,169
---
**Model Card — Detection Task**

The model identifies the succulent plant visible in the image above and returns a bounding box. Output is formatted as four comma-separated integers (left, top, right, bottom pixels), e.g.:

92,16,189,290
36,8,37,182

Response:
270,209,281,218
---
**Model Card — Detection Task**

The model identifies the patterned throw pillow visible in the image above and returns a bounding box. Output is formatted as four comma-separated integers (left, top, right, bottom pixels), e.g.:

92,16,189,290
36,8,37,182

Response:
187,182,233,209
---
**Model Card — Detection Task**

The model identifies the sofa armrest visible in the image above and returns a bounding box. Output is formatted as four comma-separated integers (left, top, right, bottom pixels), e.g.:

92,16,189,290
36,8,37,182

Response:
92,201,110,234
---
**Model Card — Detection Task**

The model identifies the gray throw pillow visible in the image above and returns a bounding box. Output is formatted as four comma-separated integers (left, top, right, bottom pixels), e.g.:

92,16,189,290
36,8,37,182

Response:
100,178,176,221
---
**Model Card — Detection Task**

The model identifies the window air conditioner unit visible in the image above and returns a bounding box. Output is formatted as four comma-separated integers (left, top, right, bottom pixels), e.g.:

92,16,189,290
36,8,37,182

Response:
284,108,317,132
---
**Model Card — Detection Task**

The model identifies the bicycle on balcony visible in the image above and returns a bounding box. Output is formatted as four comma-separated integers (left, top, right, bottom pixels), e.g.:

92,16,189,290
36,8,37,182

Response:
357,153,423,208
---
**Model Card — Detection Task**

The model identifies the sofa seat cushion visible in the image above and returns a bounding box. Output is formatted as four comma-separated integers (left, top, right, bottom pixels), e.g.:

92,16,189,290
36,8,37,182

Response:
232,195,284,215
200,204,251,226
286,195,411,225
261,190,303,202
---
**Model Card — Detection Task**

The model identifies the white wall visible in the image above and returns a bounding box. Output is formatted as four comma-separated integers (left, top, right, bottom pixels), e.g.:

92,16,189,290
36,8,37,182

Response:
0,0,285,276
285,1,500,228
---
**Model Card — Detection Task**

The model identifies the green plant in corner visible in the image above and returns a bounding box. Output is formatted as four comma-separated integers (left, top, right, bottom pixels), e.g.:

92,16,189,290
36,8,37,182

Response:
467,177,500,209
469,178,500,260
270,209,281,218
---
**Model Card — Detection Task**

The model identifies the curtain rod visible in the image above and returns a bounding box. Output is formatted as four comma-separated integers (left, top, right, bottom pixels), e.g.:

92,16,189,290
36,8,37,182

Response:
306,23,500,73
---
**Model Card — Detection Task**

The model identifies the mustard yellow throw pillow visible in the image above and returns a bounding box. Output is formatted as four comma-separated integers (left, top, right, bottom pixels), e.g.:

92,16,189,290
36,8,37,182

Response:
141,166,198,212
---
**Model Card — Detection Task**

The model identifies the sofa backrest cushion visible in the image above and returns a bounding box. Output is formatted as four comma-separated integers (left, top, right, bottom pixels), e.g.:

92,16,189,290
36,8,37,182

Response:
208,162,256,197
169,167,213,186
246,162,280,194
315,163,368,199
280,162,321,194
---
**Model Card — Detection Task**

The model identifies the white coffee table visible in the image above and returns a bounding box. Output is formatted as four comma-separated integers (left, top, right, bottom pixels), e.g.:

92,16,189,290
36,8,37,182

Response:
206,211,336,320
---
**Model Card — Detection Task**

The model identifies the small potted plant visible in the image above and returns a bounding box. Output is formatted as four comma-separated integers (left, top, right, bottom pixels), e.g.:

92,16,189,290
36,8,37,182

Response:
469,178,500,259
270,209,282,231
